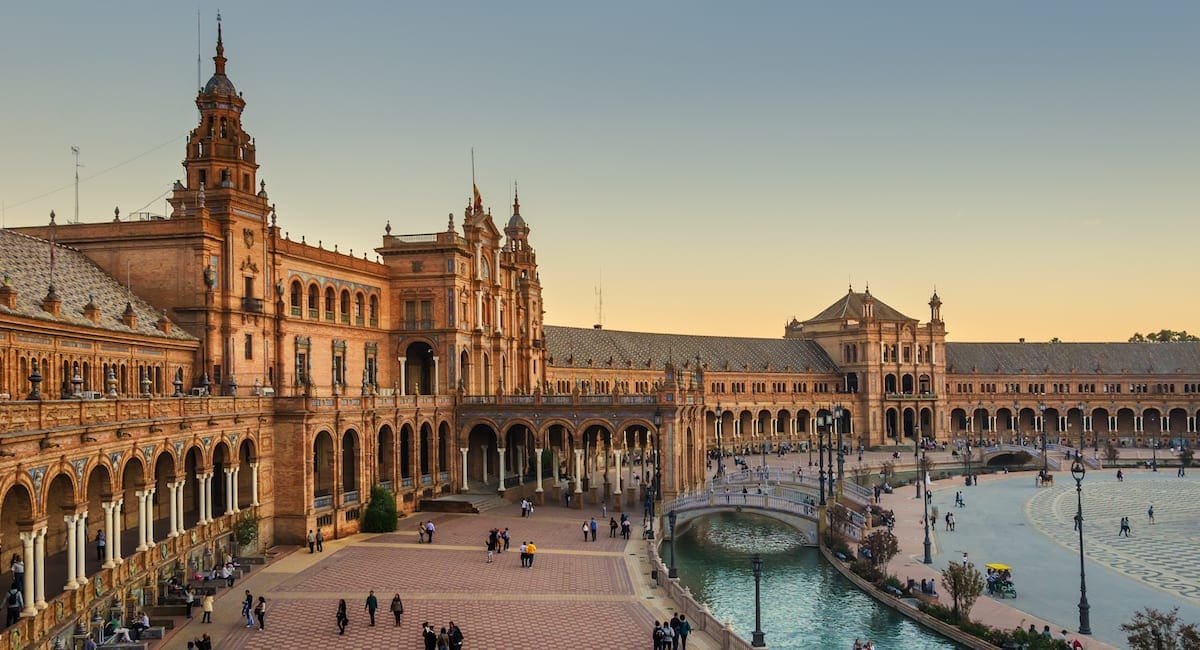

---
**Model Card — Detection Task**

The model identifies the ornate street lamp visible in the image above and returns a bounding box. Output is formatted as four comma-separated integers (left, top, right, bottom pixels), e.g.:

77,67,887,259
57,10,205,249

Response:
653,409,663,502
715,404,725,477
817,412,827,506
965,442,972,484
977,401,985,447
668,510,678,578
751,554,766,647
1071,455,1092,635
1152,438,1158,472
1039,402,1048,475
922,452,932,564
834,405,845,492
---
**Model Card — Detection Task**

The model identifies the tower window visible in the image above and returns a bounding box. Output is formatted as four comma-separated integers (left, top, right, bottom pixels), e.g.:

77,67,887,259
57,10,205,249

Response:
198,169,207,187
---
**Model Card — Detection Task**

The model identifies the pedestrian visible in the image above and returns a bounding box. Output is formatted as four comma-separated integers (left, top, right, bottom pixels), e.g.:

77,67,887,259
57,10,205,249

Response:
242,590,255,628
198,633,212,650
336,599,348,635
5,585,23,626
518,541,528,567
670,614,682,650
9,555,23,590
653,621,665,649
364,590,378,626
502,527,510,552
677,614,691,649
486,531,496,563
425,520,435,543
520,498,529,518
417,520,426,543
95,529,106,562
742,486,748,502
201,594,213,623
526,540,537,567
307,529,315,553
422,622,437,650
1119,516,1131,537
609,517,618,537
448,621,464,650
582,521,589,541
601,501,607,519
254,596,266,631
184,586,194,619
437,626,451,650
390,593,404,626
316,529,324,552
661,619,675,649
589,517,598,541
1117,469,1124,482
1148,504,1155,525
222,562,234,588
622,518,632,539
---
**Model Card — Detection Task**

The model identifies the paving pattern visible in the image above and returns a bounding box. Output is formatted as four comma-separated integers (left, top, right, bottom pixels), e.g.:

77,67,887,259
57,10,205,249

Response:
1025,473,1200,603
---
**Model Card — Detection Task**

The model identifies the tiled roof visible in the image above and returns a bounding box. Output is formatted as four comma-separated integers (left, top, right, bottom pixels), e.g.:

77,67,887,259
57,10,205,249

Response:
806,291,915,324
944,342,1200,375
0,229,196,341
543,325,839,373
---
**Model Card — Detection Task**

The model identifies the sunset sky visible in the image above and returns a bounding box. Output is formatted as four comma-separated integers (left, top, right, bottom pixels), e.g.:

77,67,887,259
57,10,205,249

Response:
1,2,1196,342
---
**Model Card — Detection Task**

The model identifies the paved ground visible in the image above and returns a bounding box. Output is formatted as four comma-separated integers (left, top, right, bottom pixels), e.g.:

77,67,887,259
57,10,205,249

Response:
163,499,721,649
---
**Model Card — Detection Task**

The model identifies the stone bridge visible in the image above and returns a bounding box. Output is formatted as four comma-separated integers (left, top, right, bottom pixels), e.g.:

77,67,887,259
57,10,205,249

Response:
980,443,1102,470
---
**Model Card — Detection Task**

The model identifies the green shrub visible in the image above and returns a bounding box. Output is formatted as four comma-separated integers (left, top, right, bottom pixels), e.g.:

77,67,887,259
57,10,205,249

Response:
361,485,398,533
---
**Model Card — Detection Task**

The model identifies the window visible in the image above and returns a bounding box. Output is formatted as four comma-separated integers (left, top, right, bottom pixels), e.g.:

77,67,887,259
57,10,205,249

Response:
244,276,254,298
244,334,253,360
198,169,207,187
340,290,351,323
325,287,335,319
290,281,302,310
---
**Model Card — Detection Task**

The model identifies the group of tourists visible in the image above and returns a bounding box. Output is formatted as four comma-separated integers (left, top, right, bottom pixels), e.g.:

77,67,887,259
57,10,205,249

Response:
485,527,510,562
305,529,325,553
421,620,464,650
416,520,437,543
651,613,692,649
336,592,411,633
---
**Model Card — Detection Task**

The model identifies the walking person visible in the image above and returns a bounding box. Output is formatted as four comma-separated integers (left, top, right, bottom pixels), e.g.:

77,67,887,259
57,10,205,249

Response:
486,532,496,563
242,590,255,628
609,517,618,538
424,520,435,543
390,593,404,626
417,520,426,543
589,517,598,541
201,594,213,623
526,540,536,567
95,529,106,562
518,541,528,567
315,529,324,552
1148,504,1155,525
437,626,451,650
502,527,510,552
676,614,691,649
5,585,23,627
254,596,266,631
1119,516,1131,537
307,530,315,553
581,521,589,542
422,622,437,650
184,586,194,619
448,621,464,650
9,555,23,590
364,590,378,626
336,599,348,635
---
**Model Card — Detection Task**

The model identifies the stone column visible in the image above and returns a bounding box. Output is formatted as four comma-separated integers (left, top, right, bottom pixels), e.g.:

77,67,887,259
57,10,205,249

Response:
167,482,179,538
534,447,544,493
135,490,150,551
250,463,260,506
175,481,186,533
573,449,584,493
399,357,407,396
516,444,525,485
145,487,156,547
101,502,116,568
459,448,469,491
480,445,489,483
112,499,124,563
64,514,79,590
18,531,36,616
75,511,87,586
432,356,439,394
612,449,623,494
33,527,47,609
497,447,507,492
198,473,210,524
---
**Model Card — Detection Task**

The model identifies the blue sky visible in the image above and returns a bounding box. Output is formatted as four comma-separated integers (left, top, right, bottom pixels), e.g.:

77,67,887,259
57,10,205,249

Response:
2,2,1197,340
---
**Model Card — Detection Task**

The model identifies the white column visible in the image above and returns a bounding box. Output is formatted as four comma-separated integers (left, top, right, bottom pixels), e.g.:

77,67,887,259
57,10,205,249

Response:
167,482,179,537
101,502,116,568
75,510,87,585
573,449,584,493
64,514,79,590
135,490,150,551
497,447,507,492
459,448,470,490
432,356,440,394
399,357,407,396
175,481,186,533
516,445,525,485
205,472,215,521
112,499,124,563
612,449,622,494
34,527,47,609
250,463,260,506
197,473,210,524
534,447,545,492
480,445,489,483
145,487,156,547
18,531,36,616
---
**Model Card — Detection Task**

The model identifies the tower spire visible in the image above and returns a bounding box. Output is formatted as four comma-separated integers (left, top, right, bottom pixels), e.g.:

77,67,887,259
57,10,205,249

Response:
512,180,521,216
214,12,227,76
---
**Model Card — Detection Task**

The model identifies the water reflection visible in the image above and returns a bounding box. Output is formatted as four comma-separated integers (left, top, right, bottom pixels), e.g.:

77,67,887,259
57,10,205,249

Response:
672,512,959,649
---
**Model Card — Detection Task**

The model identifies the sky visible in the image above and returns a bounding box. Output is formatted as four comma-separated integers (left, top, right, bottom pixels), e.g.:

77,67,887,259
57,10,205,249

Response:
1,2,1197,342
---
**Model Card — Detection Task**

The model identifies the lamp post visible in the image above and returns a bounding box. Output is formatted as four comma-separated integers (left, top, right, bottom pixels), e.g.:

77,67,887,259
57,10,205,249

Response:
1071,455,1092,635
1012,400,1020,447
817,412,827,506
978,401,985,447
921,452,932,564
668,509,678,578
750,555,766,647
807,428,813,467
1039,402,1047,475
715,405,725,477
653,410,663,502
965,442,972,484
1152,439,1158,472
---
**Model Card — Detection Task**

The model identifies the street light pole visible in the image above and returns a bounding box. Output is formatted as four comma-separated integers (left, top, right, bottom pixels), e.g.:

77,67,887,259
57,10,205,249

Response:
1152,439,1158,471
817,413,827,506
668,509,678,578
751,555,766,647
1071,455,1092,635
922,452,932,564
1039,402,1047,475
654,410,663,502
835,405,845,494
978,401,985,447
715,405,725,477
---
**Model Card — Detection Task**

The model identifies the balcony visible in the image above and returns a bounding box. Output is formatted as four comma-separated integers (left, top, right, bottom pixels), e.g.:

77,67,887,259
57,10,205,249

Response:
313,494,333,510
242,297,264,313
290,306,301,317
308,308,318,319
400,320,435,331
421,474,433,485
378,480,393,493
343,490,360,504
401,477,414,489
884,392,937,401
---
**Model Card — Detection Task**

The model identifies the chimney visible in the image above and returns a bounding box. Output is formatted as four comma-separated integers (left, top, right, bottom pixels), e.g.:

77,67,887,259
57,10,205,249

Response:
121,302,137,329
155,309,171,334
0,275,16,309
42,285,61,317
82,295,100,323
1018,337,1025,344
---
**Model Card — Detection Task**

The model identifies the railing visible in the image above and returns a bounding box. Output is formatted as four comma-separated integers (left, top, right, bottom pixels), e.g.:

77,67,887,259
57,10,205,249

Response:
400,320,435,330
343,490,360,504
379,481,393,493
663,490,864,541
421,474,432,485
242,297,264,313
711,468,872,504
290,306,301,317
884,392,938,400
313,495,333,510
401,477,414,489
0,395,273,437
308,308,318,319
438,471,450,483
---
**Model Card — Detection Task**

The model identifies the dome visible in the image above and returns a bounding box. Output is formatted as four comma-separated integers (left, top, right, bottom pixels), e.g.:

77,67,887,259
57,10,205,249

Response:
203,74,237,97
507,213,526,229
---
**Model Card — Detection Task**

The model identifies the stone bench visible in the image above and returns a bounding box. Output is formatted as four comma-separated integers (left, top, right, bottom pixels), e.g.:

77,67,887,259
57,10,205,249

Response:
141,626,167,640
239,555,267,565
98,642,148,650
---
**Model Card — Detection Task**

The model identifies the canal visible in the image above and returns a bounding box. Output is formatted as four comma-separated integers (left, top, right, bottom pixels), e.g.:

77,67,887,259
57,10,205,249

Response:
672,511,959,649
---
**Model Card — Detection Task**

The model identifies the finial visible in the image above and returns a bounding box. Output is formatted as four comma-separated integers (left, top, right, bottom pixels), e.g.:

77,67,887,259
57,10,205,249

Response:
213,12,227,76
260,179,265,193
113,206,121,222
49,210,56,225
197,182,206,208
447,212,455,231
864,281,871,295
385,220,392,236
270,204,277,227
512,181,521,216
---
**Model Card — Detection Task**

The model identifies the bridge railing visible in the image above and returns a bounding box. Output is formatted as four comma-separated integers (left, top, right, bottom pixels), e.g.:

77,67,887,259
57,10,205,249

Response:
664,489,865,539
981,443,1063,470
710,468,872,505
1047,444,1102,469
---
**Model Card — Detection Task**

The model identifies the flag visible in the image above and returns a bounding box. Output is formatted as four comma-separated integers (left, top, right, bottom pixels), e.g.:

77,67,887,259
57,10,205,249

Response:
473,184,482,211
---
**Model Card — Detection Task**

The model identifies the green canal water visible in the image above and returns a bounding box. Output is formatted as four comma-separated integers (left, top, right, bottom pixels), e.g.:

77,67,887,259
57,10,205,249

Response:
671,511,960,649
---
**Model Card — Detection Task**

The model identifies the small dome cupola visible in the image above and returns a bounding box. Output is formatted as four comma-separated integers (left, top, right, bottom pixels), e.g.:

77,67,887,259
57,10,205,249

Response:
504,182,531,249
203,19,237,97
929,288,942,322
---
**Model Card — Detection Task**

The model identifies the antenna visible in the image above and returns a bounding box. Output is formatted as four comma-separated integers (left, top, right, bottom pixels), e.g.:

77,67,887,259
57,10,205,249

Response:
594,270,604,329
71,146,82,223
197,9,201,93
471,147,476,187
126,259,132,300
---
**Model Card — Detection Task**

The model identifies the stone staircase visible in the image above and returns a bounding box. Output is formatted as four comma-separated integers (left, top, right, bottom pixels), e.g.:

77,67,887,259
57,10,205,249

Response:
420,493,509,514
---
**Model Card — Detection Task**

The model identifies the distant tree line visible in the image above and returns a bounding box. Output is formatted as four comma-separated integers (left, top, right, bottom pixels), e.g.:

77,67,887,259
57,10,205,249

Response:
1129,329,1200,342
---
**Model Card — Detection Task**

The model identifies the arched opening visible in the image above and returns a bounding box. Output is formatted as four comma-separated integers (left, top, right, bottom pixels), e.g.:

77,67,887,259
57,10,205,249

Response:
902,408,916,441
339,289,351,323
183,447,202,529
44,473,77,596
400,424,414,484
482,353,492,394
307,283,319,317
403,341,435,395
324,286,336,320
438,422,451,475
290,280,302,315
885,408,898,439
377,425,395,489
211,443,231,517
0,483,34,593
419,423,433,479
918,374,931,394
119,458,146,559
237,439,256,509
368,294,379,326
342,430,360,497
459,350,470,393
884,374,897,394
153,452,176,542
465,424,499,490
901,374,915,394
313,431,334,509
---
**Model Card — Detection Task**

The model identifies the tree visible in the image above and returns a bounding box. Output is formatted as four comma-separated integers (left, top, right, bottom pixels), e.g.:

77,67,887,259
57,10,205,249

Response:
361,485,398,533
940,561,984,623
1120,607,1200,650
233,512,260,554
1104,442,1120,464
1130,330,1200,342
1049,337,1061,343
825,503,851,546
861,529,899,568
879,460,896,486
959,447,978,476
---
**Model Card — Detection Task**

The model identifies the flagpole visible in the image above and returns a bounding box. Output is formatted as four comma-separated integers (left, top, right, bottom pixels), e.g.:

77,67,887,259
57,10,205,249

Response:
471,147,476,189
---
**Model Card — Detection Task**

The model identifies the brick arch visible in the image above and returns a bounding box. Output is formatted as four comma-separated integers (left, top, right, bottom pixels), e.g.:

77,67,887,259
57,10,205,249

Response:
536,418,576,441
39,463,80,516
460,416,502,437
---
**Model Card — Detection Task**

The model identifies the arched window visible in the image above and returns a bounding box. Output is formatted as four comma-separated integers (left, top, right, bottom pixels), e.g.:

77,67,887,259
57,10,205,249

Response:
368,295,379,326
354,293,365,325
324,287,335,319
307,284,319,318
340,290,351,323
290,281,302,315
